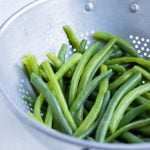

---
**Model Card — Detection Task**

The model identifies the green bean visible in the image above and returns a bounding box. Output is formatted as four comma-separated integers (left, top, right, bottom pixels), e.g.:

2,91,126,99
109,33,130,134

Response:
47,53,62,69
78,38,116,92
23,27,150,143
110,50,125,59
106,57,150,70
136,126,150,136
133,66,150,80
109,68,134,91
90,48,114,80
106,118,150,142
58,43,68,63
93,32,140,57
57,44,68,92
28,54,40,75
57,43,67,88
31,73,73,135
55,53,82,80
98,91,111,119
73,65,108,137
70,69,112,118
108,65,126,73
68,42,100,106
109,66,150,91
119,104,150,128
75,107,84,127
52,118,63,132
33,94,45,122
63,25,81,53
79,39,87,53
28,111,42,123
95,72,141,142
78,91,111,139
136,96,150,105
22,55,32,77
110,83,150,133
45,105,53,128
120,132,143,143
78,120,98,139
23,54,41,76
47,53,76,78
41,62,77,131
39,68,48,81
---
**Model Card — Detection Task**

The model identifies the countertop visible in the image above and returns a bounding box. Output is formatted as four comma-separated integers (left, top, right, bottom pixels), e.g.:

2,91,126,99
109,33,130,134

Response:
0,0,47,149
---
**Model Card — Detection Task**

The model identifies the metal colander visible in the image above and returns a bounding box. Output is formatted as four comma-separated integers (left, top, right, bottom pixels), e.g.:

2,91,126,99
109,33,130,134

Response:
0,0,150,150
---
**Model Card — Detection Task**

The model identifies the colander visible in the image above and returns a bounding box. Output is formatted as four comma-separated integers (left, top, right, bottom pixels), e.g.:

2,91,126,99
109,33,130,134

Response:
0,0,150,150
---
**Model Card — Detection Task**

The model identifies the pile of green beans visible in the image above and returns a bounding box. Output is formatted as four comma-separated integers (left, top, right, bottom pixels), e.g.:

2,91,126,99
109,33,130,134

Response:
23,25,150,144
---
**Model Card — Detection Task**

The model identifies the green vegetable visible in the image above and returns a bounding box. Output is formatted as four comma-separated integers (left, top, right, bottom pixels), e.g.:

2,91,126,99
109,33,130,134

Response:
133,66,150,80
58,43,68,63
107,65,126,73
23,26,150,143
31,73,73,135
109,68,134,91
110,83,150,133
95,72,141,142
41,61,77,131
93,32,140,57
106,118,150,142
78,91,111,139
55,53,82,80
70,69,112,118
63,25,81,53
106,57,150,70
119,104,150,127
68,42,100,106
136,96,150,105
120,132,143,143
47,53,62,69
110,50,125,59
79,39,87,53
45,105,53,128
73,65,108,137
78,38,116,92
33,94,45,122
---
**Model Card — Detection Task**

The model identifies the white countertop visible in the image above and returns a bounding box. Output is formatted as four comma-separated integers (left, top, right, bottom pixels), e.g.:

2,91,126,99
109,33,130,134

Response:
0,1,47,149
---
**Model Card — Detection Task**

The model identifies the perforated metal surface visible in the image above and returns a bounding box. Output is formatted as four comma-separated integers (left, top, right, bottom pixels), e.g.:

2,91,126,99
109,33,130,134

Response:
129,35,150,57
